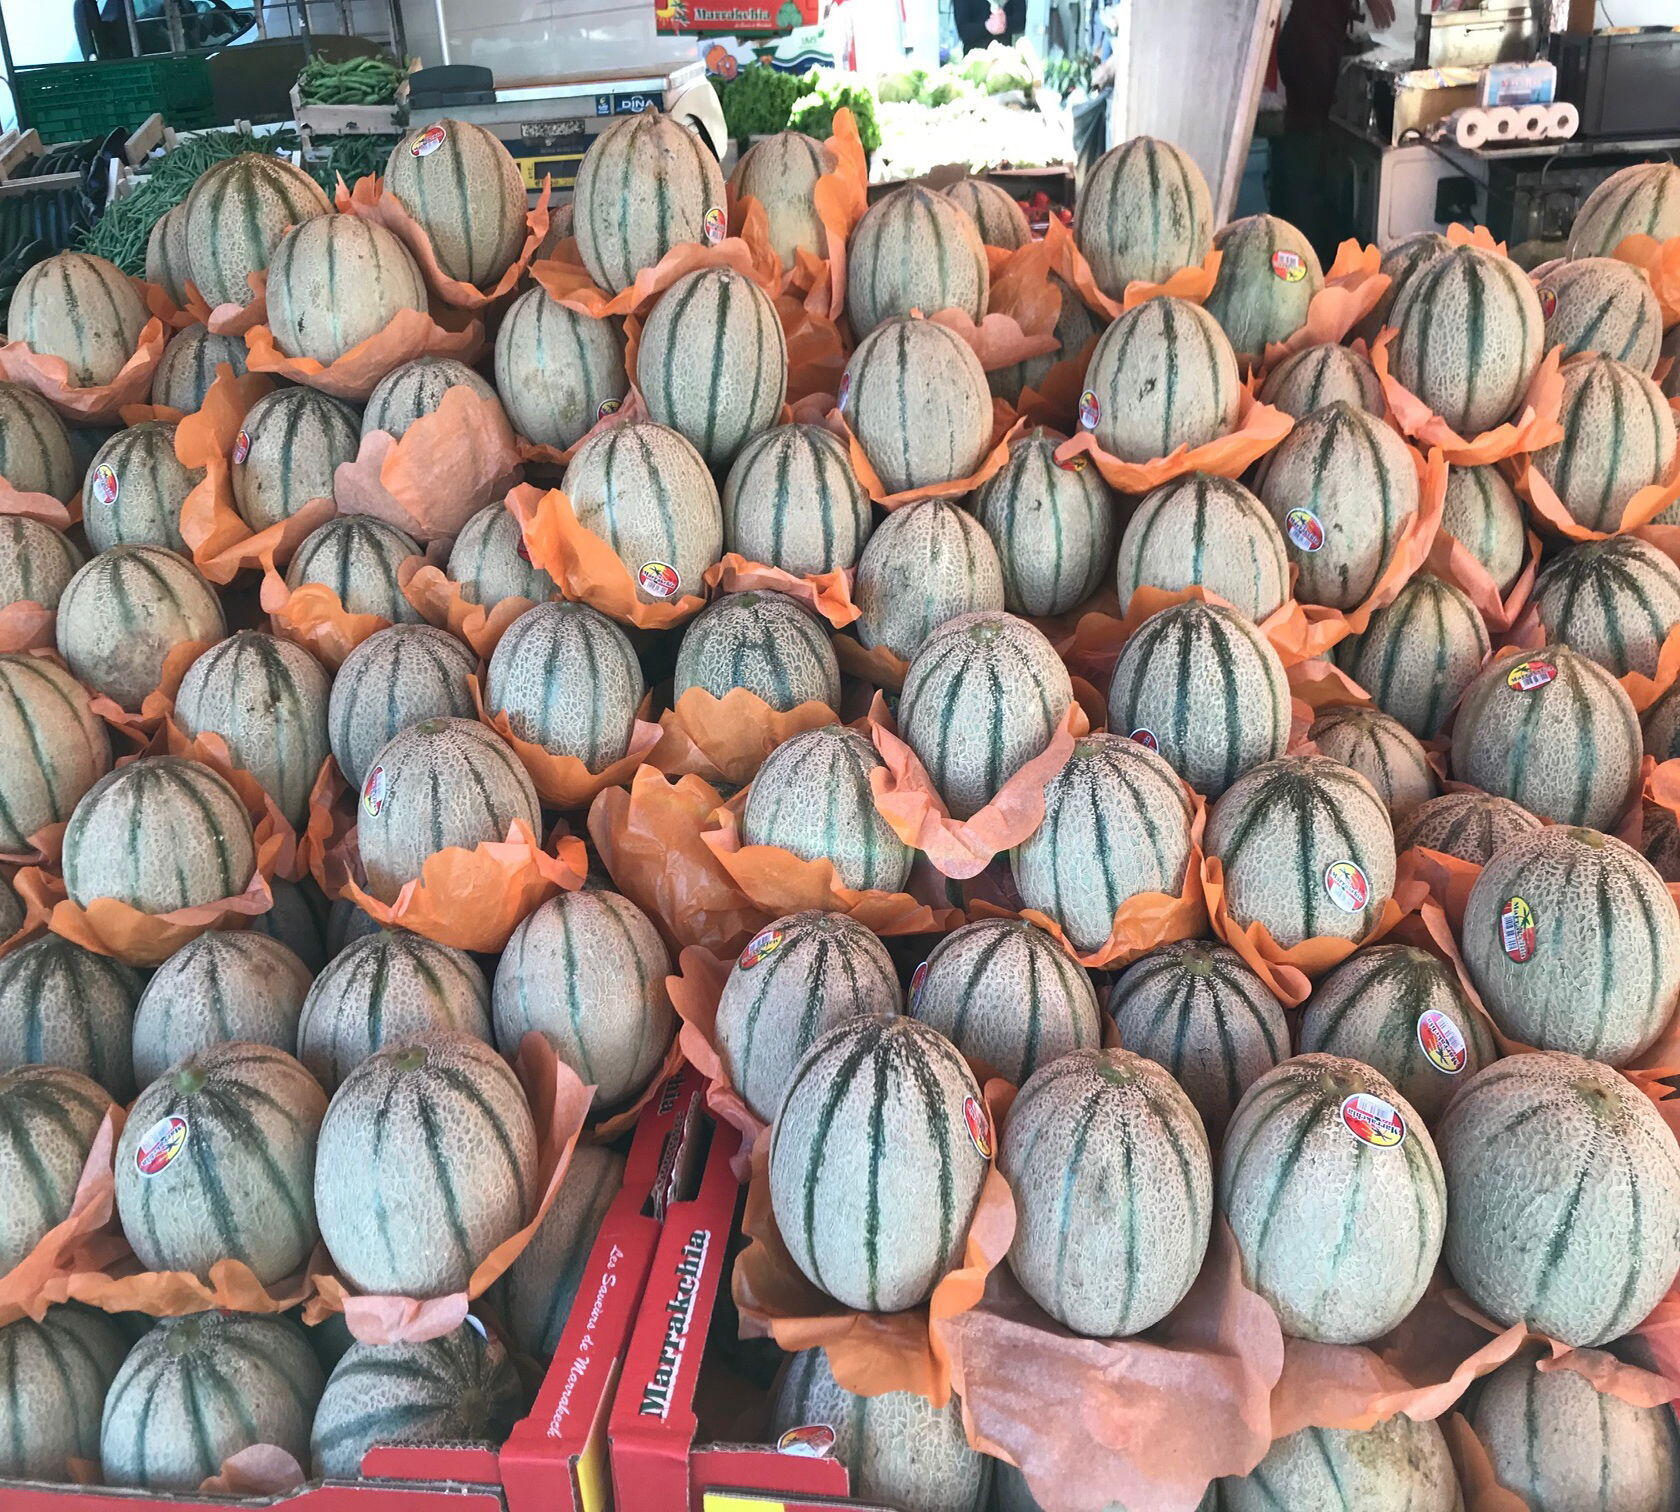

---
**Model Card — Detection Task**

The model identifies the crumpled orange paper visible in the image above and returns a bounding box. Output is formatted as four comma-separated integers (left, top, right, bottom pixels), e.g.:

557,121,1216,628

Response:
1372,334,1564,467
703,553,859,629
778,296,850,410
182,269,273,338
668,944,770,1178
261,569,402,672
734,1080,1017,1408
1614,232,1680,328
69,1250,312,1319
1,860,58,956
1426,521,1540,637
199,1444,306,1498
1516,443,1680,544
306,1037,592,1344
834,633,911,691
929,308,1060,375
840,401,1023,511
508,483,708,630
532,233,775,322
1257,240,1391,377
0,600,55,653
1036,218,1223,324
1392,843,1485,935
650,686,841,789
334,384,522,543
397,554,535,659
243,305,484,402
153,721,304,884
471,674,659,810
0,475,79,530
0,312,168,423
1443,1412,1528,1512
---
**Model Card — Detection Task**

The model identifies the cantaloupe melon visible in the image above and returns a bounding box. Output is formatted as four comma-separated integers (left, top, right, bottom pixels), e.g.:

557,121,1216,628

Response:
971,428,1117,617
355,717,539,903
944,177,1031,249
252,876,329,973
485,600,643,769
0,1304,127,1480
493,288,627,451
0,873,19,941
1537,255,1664,372
328,623,476,786
1300,944,1496,1122
101,1312,323,1490
1105,600,1290,797
115,1041,326,1284
0,652,110,851
266,214,429,364
446,498,557,608
1113,472,1290,621
62,754,255,914
673,590,839,712
739,725,914,893
987,272,1104,405
560,419,723,606
1534,534,1680,678
56,544,225,711
132,932,313,1087
1220,1417,1459,1512
1394,790,1542,864
769,1347,991,1512
151,323,247,415
0,381,77,500
174,629,331,829
1202,214,1324,366
1306,705,1437,821
145,202,191,307
81,421,197,554
493,887,673,1111
1355,231,1452,344
852,497,1005,659
1205,755,1396,948
1463,825,1680,1064
498,1143,625,1360
327,896,383,956
717,910,902,1124
285,515,424,625
571,111,727,296
844,184,989,337
1648,682,1680,761
1004,1047,1212,1337
1568,161,1680,257
362,356,498,441
310,1324,523,1477
384,118,527,289
1012,733,1194,953
1470,1353,1680,1512
231,386,361,532
1439,1051,1680,1347
1645,800,1680,884
297,929,490,1091
315,1029,538,1296
1335,571,1491,740
1387,244,1544,434
1107,940,1288,1142
0,1065,110,1271
1450,643,1641,829
1257,342,1383,419
909,918,1101,1085
841,316,992,495
1073,136,1213,301
899,610,1072,819
721,423,872,577
770,1015,988,1312
1254,399,1419,610
639,267,787,469
181,153,332,310
1082,295,1242,463
1440,462,1526,594
1219,1054,1445,1342
6,252,148,388
0,936,138,1097
729,131,831,268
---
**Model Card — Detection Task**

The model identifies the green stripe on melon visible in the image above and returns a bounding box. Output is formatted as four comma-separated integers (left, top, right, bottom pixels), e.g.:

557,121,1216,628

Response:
0,1304,127,1480
363,356,498,441
1222,1418,1458,1512
1534,534,1680,678
0,381,78,501
145,202,192,308
286,515,425,625
1107,940,1288,1143
0,935,139,1098
492,887,674,1110
1218,1053,1444,1343
638,267,787,469
1538,255,1664,372
729,131,830,268
1305,705,1436,821
1083,295,1241,464
384,119,527,290
673,589,839,712
1646,800,1680,883
132,932,313,1088
844,184,989,338
493,288,627,452
769,1014,988,1312
1256,342,1382,419
1439,1050,1680,1347
152,323,248,414
1450,643,1641,829
1440,462,1526,594
266,213,428,365
447,499,558,608
231,386,361,532
328,623,476,787
115,1041,326,1284
81,421,198,555
1105,600,1290,798
716,909,902,1125
1354,230,1450,343
853,497,1004,660
0,651,110,851
721,422,872,577
1393,790,1540,864
908,918,1101,1086
182,153,332,310
739,725,913,894
1073,136,1212,301
1568,161,1680,257
0,1065,110,1272
253,876,330,973
1002,1047,1212,1337
297,929,490,1092
1202,214,1324,366
6,252,148,388
943,178,1031,249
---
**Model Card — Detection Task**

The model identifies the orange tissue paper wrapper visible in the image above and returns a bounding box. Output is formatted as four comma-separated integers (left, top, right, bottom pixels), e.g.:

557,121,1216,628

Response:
1425,519,1541,638
1613,231,1680,329
1372,334,1564,467
1035,217,1223,324
1,861,60,957
703,552,860,630
198,1445,306,1498
839,398,1023,512
397,549,536,661
305,1037,592,1345
733,1080,1017,1409
1516,442,1680,545
243,304,484,403
650,686,841,790
0,599,56,653
532,233,774,323
0,473,80,532
0,295,167,424
260,569,403,673
668,944,766,1178
1255,240,1391,377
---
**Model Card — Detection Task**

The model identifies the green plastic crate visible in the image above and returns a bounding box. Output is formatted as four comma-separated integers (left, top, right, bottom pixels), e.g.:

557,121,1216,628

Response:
15,56,217,142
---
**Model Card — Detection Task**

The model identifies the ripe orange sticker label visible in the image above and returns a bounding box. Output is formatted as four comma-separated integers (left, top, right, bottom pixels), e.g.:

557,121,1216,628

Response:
361,764,387,818
1500,896,1536,962
412,123,448,157
134,1115,190,1176
963,1094,992,1159
1077,389,1100,429
739,927,783,970
231,429,251,464
1271,249,1307,282
1340,1092,1406,1148
638,561,680,599
1506,659,1556,692
703,206,726,245
1323,860,1370,913
1416,1009,1468,1074
777,1424,837,1457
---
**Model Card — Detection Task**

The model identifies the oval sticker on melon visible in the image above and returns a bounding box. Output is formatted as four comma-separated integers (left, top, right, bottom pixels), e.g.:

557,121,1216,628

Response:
778,1424,837,1458
1322,860,1369,913
703,206,726,245
1500,896,1536,962
1077,389,1100,430
739,926,783,970
962,1094,992,1159
1416,1008,1468,1074
91,464,119,508
362,764,388,819
638,561,680,599
134,1115,190,1176
411,123,448,158
231,429,251,465
1340,1092,1406,1149
1506,659,1556,692
1285,507,1324,553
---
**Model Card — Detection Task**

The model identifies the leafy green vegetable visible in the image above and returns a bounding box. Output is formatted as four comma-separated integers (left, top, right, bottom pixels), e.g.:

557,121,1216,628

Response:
297,53,406,106
787,72,882,155
719,64,809,142
876,69,925,104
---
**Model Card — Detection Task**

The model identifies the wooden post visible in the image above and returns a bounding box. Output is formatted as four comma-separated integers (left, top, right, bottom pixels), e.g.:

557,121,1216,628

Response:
1566,0,1596,34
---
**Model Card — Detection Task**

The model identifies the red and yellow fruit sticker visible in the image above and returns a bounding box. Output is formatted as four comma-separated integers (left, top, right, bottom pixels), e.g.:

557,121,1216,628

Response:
1340,1091,1406,1149
703,207,727,245
411,123,448,158
1057,453,1089,473
908,959,928,1008
91,463,119,508
962,1093,992,1159
776,1424,837,1458
231,429,252,465
739,926,784,970
361,764,388,819
1506,659,1556,692
638,561,680,600
1128,728,1159,752
1077,389,1101,430
1322,859,1370,913
1539,287,1558,319
1500,896,1536,962
836,371,851,412
134,1114,190,1176
596,397,621,420
1271,249,1308,283
1285,507,1324,553
1415,1008,1468,1074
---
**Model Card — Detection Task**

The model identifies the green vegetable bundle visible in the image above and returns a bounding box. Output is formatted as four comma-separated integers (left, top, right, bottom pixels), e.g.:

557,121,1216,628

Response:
297,54,406,106
719,64,810,142
788,72,882,155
